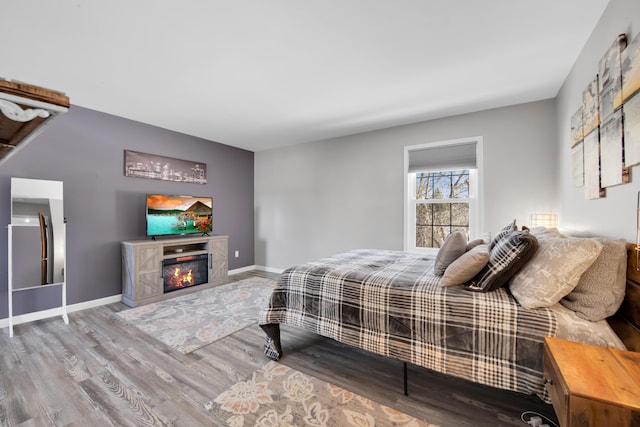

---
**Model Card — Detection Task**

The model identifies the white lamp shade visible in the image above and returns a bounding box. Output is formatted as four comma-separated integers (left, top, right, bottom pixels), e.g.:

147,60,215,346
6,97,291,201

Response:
529,213,558,228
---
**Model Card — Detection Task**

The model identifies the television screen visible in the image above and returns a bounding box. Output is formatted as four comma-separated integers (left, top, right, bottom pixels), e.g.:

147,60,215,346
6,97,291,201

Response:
146,194,213,237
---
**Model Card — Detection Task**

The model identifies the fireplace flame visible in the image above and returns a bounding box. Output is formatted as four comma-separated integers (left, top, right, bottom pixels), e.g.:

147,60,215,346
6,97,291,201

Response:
183,270,193,286
172,268,193,288
163,254,207,293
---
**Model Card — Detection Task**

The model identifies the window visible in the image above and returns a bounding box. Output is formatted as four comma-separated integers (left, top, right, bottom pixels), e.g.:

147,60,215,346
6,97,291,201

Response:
404,138,483,252
412,169,470,248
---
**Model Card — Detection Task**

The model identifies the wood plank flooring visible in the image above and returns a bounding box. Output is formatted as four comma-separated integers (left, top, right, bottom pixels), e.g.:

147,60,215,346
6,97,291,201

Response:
0,271,558,426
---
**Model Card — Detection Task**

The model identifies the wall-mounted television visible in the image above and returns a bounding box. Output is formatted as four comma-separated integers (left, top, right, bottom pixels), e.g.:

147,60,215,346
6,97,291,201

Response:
146,194,213,237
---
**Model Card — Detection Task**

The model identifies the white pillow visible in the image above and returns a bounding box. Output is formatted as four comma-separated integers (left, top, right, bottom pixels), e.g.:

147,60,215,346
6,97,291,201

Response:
509,237,603,309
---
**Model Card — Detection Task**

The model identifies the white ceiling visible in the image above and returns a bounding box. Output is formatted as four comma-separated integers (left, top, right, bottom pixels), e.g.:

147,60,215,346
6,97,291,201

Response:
3,1,609,152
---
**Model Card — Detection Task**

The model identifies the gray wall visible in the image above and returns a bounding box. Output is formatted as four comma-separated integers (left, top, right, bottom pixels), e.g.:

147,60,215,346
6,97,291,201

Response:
255,0,640,271
1,106,254,318
255,99,558,270
556,0,640,242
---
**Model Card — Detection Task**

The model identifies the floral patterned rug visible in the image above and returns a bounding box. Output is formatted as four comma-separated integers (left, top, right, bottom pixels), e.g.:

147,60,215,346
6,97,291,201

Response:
116,277,276,354
208,361,439,427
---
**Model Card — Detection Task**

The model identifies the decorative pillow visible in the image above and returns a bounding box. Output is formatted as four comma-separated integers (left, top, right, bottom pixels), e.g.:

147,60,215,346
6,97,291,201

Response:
560,238,626,321
434,231,467,276
440,244,490,287
467,230,538,292
490,219,517,249
509,237,603,309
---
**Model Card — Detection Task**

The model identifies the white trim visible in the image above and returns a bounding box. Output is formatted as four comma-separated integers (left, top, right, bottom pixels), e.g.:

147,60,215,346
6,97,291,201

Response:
228,265,258,275
229,264,285,275
254,265,285,274
403,136,484,252
0,294,122,330
0,92,69,114
403,147,410,252
1,266,287,331
474,139,484,236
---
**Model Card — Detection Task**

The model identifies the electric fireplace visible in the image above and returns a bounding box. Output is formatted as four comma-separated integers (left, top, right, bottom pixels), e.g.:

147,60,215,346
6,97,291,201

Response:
162,254,209,293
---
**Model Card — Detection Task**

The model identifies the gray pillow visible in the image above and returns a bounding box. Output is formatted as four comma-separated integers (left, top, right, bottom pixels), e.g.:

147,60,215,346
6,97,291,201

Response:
440,244,490,287
467,230,538,292
434,231,467,276
560,238,626,321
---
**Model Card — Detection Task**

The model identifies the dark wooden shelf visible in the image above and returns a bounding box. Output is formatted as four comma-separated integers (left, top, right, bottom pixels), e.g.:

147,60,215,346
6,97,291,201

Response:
0,79,69,166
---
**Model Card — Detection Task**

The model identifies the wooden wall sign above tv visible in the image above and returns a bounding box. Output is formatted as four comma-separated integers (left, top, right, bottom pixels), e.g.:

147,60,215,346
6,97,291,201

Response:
0,79,70,167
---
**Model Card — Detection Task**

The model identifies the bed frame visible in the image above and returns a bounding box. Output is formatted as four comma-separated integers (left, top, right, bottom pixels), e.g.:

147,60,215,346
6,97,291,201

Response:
607,243,640,352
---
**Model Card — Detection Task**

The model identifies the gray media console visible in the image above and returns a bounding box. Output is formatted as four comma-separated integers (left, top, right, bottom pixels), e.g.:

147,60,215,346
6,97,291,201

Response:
121,235,228,307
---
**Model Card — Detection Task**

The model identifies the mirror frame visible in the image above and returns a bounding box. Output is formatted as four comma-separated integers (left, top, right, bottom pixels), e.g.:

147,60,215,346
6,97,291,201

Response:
11,177,65,284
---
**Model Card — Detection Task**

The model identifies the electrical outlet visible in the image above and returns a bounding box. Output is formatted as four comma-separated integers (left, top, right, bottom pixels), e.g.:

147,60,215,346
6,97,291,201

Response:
235,250,239,258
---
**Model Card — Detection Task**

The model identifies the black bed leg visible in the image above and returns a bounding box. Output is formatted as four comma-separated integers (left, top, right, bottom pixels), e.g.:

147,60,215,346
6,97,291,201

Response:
403,362,408,396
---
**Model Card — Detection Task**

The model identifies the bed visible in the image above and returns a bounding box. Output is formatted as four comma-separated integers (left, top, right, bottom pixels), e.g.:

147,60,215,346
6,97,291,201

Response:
259,225,631,402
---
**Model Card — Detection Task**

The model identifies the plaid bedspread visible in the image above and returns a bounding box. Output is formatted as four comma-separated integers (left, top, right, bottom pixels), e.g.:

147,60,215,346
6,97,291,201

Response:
259,249,557,401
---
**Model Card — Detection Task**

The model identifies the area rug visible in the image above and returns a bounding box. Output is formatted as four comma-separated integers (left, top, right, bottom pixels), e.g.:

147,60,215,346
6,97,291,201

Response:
207,361,439,427
116,277,276,354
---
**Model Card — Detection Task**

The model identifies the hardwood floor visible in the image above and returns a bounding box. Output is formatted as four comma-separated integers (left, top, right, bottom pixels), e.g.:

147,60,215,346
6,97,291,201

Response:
0,271,558,426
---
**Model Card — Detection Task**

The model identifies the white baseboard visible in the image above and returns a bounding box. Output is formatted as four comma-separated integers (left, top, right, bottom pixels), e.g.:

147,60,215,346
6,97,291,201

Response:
228,265,258,275
0,294,122,329
254,265,284,274
2,267,283,330
229,265,284,275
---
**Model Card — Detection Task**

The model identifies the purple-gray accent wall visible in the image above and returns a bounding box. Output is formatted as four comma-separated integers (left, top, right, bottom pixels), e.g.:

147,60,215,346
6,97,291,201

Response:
0,105,254,317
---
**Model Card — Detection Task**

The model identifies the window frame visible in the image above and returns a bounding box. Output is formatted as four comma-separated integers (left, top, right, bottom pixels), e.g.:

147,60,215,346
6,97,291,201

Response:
403,137,484,254
411,170,472,249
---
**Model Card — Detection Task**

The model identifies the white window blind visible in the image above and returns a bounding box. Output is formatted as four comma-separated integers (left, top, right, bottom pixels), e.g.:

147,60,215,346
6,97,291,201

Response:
408,142,477,173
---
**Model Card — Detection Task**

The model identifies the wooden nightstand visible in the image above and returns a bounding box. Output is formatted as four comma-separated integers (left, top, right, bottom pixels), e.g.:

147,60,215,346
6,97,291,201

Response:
543,337,640,426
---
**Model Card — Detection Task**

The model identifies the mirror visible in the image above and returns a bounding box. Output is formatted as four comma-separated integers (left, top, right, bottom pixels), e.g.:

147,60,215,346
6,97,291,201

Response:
11,177,64,285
